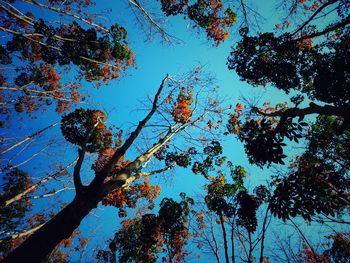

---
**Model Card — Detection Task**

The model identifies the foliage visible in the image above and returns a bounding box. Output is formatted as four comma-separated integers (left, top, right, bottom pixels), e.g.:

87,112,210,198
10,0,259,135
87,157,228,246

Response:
97,193,193,263
61,108,109,152
0,169,31,258
159,0,237,45
0,0,134,117
235,190,259,233
0,169,31,235
269,116,350,221
324,232,350,263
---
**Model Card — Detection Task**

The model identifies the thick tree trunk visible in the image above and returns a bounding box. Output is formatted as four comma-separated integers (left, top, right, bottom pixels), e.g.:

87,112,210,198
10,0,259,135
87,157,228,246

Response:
3,190,99,263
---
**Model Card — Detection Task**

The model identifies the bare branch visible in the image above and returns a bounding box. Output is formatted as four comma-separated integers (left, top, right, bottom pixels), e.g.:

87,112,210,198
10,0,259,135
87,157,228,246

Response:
1,144,51,173
31,187,75,199
21,0,109,33
291,0,338,37
4,159,77,206
0,122,59,156
127,0,180,44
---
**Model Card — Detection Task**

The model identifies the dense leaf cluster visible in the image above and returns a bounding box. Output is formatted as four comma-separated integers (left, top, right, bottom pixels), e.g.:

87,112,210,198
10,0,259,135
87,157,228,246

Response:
269,116,350,221
236,118,306,167
97,194,193,263
236,190,259,233
228,27,350,106
159,0,237,44
61,108,110,152
0,169,30,234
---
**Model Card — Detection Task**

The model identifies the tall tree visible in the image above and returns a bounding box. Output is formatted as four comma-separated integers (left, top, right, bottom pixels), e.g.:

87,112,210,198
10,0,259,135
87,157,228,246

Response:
3,68,225,262
226,0,350,222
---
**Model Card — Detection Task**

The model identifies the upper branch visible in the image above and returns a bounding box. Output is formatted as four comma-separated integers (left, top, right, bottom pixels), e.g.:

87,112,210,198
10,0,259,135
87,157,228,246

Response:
291,0,338,37
91,74,170,187
253,103,350,121
21,0,109,33
293,14,350,42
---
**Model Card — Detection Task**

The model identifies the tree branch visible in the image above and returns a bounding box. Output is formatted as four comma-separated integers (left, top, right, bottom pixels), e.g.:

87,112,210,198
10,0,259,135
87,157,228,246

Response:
0,122,59,155
0,223,45,242
293,14,350,42
21,0,109,33
31,187,75,199
291,0,338,37
3,159,77,206
91,74,170,188
253,102,350,121
127,0,179,43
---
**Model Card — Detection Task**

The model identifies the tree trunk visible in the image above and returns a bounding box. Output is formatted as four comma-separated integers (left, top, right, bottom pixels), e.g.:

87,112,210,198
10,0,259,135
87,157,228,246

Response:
3,190,99,262
230,221,235,263
259,209,269,263
219,214,230,263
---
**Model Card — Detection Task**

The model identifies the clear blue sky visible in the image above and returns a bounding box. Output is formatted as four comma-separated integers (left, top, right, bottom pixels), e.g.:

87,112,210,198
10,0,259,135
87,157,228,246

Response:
1,0,339,261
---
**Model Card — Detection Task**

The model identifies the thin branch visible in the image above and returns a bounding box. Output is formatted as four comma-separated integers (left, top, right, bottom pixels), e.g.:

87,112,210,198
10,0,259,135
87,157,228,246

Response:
31,187,75,199
22,0,110,33
127,0,179,44
0,122,59,155
1,144,50,173
4,159,77,206
293,15,350,42
291,0,338,37
0,223,45,242
290,219,318,262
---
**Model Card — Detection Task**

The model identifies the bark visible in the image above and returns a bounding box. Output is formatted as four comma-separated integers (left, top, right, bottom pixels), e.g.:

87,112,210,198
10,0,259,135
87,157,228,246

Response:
2,189,99,262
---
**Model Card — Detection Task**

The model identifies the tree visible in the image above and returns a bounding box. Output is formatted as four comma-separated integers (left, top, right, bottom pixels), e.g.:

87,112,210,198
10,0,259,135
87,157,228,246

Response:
226,0,350,221
0,0,134,119
97,193,193,263
2,68,225,262
189,147,271,263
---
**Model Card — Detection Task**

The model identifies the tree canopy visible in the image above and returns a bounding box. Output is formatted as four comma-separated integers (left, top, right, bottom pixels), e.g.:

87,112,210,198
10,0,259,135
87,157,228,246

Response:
0,0,349,262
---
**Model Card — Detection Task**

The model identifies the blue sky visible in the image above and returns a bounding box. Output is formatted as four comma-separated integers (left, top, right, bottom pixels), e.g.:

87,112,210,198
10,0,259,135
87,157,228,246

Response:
1,0,341,261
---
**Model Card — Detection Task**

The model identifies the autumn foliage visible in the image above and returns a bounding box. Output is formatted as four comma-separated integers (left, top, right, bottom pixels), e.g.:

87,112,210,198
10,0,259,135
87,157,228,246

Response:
159,0,237,45
171,87,193,123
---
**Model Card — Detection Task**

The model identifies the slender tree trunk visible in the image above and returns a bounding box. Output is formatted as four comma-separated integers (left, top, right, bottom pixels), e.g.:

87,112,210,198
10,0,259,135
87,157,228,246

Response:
2,190,99,262
230,221,235,263
219,214,230,263
248,232,253,263
259,209,269,263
